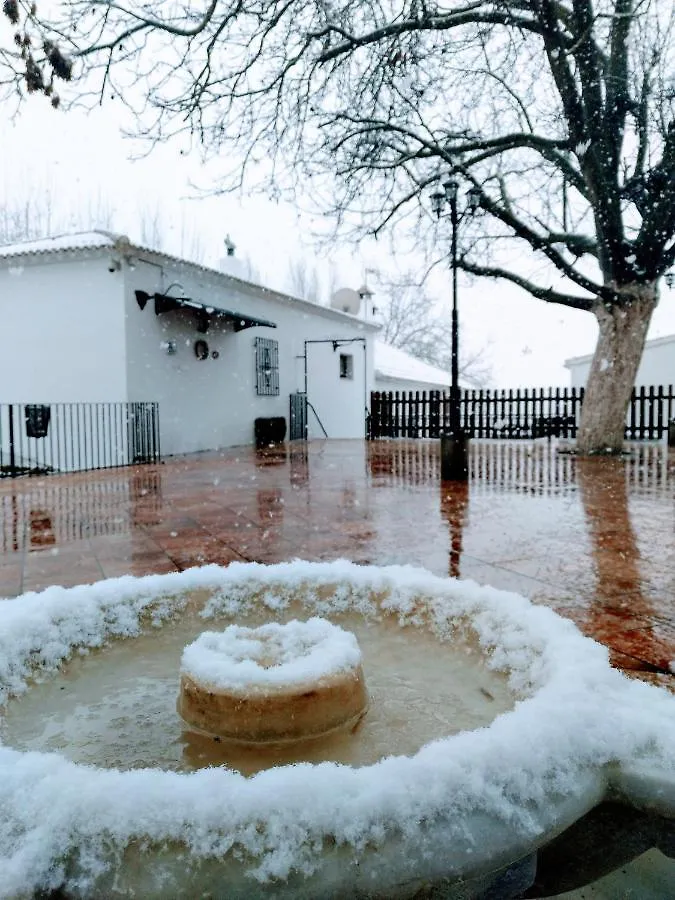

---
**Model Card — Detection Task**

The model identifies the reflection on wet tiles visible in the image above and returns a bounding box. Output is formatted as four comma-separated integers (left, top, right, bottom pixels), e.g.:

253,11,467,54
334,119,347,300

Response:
556,605,675,673
28,509,55,548
0,440,673,684
289,445,310,485
0,472,163,553
440,482,469,579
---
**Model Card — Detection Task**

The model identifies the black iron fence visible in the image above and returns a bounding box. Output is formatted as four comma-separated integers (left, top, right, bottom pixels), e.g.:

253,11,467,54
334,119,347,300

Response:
0,402,161,478
368,385,675,441
289,392,308,441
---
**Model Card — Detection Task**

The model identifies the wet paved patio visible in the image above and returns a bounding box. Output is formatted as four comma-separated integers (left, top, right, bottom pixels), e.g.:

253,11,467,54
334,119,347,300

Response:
0,439,673,685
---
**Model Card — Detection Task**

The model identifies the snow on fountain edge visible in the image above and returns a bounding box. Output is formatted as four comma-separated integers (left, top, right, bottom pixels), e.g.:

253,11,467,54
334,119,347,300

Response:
0,560,674,898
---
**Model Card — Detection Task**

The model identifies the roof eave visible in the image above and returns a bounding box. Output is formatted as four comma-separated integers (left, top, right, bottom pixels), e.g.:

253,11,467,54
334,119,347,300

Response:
0,235,379,332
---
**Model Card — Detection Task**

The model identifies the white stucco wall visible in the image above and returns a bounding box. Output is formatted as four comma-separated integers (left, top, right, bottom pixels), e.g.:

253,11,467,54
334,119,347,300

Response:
565,360,589,390
566,335,675,389
305,338,370,440
0,253,128,471
0,254,126,402
123,258,376,455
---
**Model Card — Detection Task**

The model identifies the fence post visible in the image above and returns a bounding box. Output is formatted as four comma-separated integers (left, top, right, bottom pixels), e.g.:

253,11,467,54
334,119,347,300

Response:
638,386,646,440
373,391,381,439
429,391,440,438
647,385,656,440
655,385,664,440
8,404,16,476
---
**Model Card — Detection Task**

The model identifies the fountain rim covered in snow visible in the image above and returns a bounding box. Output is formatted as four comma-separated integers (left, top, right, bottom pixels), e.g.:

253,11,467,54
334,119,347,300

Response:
1,559,674,898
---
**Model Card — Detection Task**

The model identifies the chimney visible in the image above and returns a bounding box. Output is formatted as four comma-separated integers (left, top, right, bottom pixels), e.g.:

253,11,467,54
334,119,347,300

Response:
357,284,375,320
219,235,246,279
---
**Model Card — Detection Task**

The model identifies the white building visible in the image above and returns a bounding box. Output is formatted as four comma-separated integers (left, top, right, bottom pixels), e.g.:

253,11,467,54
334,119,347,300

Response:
0,231,377,465
565,335,675,389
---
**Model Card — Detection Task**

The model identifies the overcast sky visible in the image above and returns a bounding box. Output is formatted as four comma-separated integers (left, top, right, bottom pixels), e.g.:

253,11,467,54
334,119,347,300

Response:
3,101,675,387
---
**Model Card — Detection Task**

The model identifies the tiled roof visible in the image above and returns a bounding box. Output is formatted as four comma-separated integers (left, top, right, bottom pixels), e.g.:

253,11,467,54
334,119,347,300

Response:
0,230,379,330
0,230,119,258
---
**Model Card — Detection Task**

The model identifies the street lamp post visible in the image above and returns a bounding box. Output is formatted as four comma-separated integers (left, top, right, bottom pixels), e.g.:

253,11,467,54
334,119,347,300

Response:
430,175,481,480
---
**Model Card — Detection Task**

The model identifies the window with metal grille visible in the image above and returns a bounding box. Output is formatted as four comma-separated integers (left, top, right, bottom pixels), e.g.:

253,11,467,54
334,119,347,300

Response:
255,337,280,396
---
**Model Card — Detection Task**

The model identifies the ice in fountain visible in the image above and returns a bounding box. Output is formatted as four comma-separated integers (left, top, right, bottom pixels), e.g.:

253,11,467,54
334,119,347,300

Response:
178,618,368,743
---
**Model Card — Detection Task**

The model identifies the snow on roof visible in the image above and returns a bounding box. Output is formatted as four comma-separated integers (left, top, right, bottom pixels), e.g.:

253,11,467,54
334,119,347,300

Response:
0,231,378,331
0,230,117,258
375,339,450,388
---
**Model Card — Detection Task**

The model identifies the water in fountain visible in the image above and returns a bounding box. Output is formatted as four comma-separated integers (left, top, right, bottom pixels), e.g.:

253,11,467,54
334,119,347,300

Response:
0,592,513,776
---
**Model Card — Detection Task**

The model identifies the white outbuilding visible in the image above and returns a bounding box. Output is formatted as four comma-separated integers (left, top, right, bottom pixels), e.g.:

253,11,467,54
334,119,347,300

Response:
565,334,675,389
0,231,377,468
373,340,451,394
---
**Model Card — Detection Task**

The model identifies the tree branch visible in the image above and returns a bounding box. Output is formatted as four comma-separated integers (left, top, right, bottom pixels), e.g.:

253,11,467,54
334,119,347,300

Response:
472,184,610,299
317,5,546,64
460,260,594,311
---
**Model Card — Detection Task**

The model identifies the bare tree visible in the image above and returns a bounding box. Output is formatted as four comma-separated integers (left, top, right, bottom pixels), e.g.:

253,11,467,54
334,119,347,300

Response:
137,203,163,251
238,252,262,284
28,2,675,452
0,192,54,243
286,256,322,303
376,274,493,387
0,188,114,243
0,189,212,267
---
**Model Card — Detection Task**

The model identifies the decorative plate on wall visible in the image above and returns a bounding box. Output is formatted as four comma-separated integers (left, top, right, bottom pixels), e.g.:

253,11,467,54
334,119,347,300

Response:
194,340,209,361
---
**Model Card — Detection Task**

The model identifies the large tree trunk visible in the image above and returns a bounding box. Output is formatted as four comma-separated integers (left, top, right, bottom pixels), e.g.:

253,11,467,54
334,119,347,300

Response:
576,286,657,455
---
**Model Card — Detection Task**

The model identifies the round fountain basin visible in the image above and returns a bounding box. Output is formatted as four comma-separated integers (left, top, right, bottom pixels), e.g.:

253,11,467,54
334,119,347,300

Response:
178,619,369,743
0,560,674,900
1,599,511,776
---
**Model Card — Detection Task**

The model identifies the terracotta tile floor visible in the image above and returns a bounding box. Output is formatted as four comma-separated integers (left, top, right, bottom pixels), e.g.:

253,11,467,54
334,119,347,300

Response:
0,439,673,684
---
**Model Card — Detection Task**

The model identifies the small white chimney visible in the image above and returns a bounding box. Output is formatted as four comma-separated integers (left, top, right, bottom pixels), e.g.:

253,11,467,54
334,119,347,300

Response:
219,234,246,279
357,284,375,320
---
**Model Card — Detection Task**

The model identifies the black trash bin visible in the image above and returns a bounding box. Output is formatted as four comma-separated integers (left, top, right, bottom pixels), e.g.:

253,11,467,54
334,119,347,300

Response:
254,417,287,449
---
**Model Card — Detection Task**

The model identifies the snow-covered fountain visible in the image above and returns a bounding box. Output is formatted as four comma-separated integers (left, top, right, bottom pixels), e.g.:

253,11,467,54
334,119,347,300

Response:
1,560,674,899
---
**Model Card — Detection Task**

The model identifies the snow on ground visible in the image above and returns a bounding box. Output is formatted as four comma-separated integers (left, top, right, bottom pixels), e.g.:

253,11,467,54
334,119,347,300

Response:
1,560,674,898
